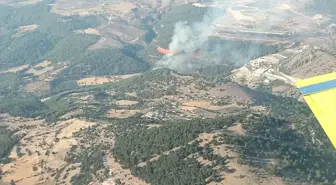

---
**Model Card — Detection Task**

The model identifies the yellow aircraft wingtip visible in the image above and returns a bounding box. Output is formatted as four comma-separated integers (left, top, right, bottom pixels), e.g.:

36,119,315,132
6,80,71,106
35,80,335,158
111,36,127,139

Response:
296,72,336,88
296,72,336,148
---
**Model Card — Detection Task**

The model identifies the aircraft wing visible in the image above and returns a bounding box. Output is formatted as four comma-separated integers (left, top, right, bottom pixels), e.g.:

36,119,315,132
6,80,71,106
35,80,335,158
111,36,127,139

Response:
296,72,336,148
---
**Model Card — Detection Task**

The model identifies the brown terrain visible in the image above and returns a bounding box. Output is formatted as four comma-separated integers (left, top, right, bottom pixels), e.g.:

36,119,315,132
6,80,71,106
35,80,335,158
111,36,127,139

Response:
48,0,193,49
77,74,139,86
1,118,96,185
23,61,68,93
1,0,335,185
1,69,268,185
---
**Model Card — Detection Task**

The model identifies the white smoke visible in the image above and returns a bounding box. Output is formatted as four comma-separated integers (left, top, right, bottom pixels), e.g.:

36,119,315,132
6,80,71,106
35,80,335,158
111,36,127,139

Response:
155,8,224,72
154,0,330,72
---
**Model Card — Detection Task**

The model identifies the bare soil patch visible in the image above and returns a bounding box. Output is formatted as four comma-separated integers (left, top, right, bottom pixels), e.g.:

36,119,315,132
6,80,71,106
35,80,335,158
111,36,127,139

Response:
125,92,137,97
115,100,138,106
88,37,124,49
180,105,198,112
59,109,84,120
0,114,44,128
24,81,50,93
2,118,96,185
197,133,216,147
282,49,336,78
228,123,245,136
50,0,138,16
48,138,77,169
12,24,39,38
58,118,96,138
106,2,136,15
77,74,139,86
2,154,41,185
26,61,53,76
211,144,285,185
75,28,100,35
147,124,162,129
40,97,50,102
182,100,211,109
105,154,149,185
8,146,18,159
0,64,29,73
107,109,140,118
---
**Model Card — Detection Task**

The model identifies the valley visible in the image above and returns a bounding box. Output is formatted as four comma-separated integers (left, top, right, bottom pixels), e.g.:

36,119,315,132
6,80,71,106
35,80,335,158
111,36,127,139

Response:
0,0,335,185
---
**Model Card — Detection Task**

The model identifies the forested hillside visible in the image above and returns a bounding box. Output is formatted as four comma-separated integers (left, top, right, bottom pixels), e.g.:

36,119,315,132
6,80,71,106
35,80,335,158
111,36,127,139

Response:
222,115,336,185
0,1,335,185
0,1,100,69
0,0,150,74
60,48,149,77
0,126,19,163
0,0,151,123
110,97,336,185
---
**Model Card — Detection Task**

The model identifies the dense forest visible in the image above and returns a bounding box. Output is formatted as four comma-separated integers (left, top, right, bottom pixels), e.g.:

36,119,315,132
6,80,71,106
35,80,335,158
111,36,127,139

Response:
0,96,46,118
221,115,336,185
0,72,26,95
0,0,152,121
110,102,336,185
106,82,336,185
132,143,220,185
0,32,58,68
0,0,150,95
69,146,109,185
60,48,149,77
0,126,18,163
112,115,242,185
0,1,100,69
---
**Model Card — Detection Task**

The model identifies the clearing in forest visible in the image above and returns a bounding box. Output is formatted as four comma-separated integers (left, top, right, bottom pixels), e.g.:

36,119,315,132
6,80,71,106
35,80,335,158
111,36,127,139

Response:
12,24,39,38
210,143,285,185
0,64,29,73
77,74,139,86
107,109,140,118
115,100,138,106
74,28,100,35
26,61,53,76
104,154,150,185
182,100,212,109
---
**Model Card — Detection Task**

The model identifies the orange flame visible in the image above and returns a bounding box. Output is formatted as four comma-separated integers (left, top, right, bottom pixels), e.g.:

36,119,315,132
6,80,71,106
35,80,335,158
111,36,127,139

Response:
156,46,178,55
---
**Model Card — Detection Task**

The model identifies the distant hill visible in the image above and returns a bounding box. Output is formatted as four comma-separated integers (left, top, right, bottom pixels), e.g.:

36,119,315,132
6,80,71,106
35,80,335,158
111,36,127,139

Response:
0,1,335,185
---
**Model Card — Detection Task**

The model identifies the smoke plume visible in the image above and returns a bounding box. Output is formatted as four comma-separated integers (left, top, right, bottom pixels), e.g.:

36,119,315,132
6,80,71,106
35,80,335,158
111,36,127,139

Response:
155,7,224,72
154,0,332,72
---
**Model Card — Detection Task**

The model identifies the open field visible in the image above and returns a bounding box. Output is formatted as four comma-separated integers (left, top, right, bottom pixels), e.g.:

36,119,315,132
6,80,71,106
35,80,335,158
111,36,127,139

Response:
103,154,150,185
77,74,139,86
0,64,29,73
211,144,285,185
1,118,97,185
74,28,101,35
107,109,141,118
115,100,138,106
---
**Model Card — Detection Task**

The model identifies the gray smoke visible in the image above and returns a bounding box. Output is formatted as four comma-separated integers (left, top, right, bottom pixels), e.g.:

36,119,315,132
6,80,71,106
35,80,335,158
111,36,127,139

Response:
154,0,333,72
155,7,224,72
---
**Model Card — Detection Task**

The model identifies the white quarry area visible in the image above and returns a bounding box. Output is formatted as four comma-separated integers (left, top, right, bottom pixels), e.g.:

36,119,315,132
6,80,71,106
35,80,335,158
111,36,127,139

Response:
230,44,313,88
